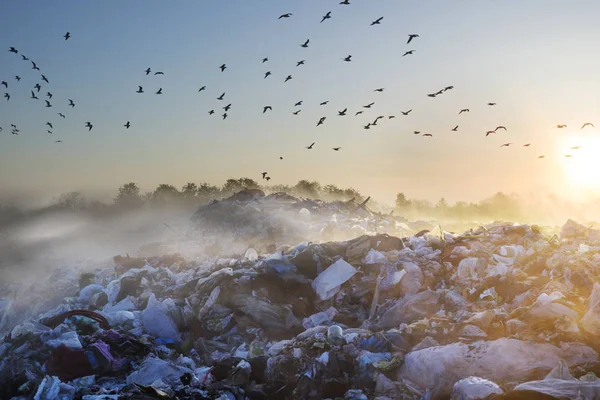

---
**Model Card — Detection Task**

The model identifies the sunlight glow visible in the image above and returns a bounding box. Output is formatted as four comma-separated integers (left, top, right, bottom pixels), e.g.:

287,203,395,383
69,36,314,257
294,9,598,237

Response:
560,134,600,189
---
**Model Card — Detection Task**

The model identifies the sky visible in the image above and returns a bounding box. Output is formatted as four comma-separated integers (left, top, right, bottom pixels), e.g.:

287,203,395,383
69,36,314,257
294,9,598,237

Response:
1,0,600,205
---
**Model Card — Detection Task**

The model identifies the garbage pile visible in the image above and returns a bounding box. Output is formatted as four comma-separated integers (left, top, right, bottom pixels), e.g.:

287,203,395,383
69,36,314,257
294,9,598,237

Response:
3,217,600,399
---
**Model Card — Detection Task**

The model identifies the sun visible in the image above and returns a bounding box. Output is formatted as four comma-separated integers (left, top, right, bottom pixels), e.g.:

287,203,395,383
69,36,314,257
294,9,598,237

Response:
560,134,600,189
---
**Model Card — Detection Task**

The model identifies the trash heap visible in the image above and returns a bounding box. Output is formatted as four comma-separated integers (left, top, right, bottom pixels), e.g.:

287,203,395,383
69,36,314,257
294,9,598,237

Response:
4,216,600,399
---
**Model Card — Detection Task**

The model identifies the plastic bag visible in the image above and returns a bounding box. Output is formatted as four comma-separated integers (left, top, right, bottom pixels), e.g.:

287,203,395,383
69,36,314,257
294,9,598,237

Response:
141,294,180,342
581,283,600,337
312,258,357,301
451,376,503,400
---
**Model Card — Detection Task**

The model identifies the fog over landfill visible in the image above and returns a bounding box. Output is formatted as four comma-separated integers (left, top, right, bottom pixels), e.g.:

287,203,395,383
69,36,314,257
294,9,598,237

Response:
3,1,600,400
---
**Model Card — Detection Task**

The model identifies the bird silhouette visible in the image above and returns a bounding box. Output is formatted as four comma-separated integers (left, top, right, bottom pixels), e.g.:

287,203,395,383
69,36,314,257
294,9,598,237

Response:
263,106,272,113
581,122,594,129
317,117,326,126
31,61,40,70
46,122,53,129
294,101,303,107
364,124,371,129
21,55,28,60
64,32,70,40
47,92,52,99
145,68,151,75
338,108,347,116
55,140,62,143
371,17,383,26
413,131,421,135
1,81,7,88
41,74,49,83
435,90,444,96
124,121,130,129
296,60,305,66
222,113,228,120
538,155,545,159
523,144,531,147
219,64,227,72
452,125,458,131
68,99,75,107
265,177,271,181
459,109,469,114
217,92,225,100
371,119,378,126
487,102,497,106
223,103,232,111
374,88,384,92
321,11,332,23
262,58,268,63
355,111,364,116
402,50,415,57
500,143,512,147
320,101,329,106
47,130,52,134
136,86,144,93
306,142,315,149
340,0,350,4
486,130,495,137
332,147,341,151
279,13,292,19
293,110,301,115
495,126,507,131
30,91,38,100
34,83,41,92
264,71,271,79
58,113,65,118
208,110,215,115
401,110,412,116
15,76,21,81
423,133,433,137
343,55,352,62
427,93,437,98
556,124,567,128
388,116,395,119
9,47,18,53
85,122,93,131
444,86,454,91
280,156,283,160
300,39,309,48
154,71,164,75
4,93,10,101
262,172,268,179
45,100,52,107
284,75,293,83
156,88,162,94
407,34,419,44
363,102,374,108
198,86,206,92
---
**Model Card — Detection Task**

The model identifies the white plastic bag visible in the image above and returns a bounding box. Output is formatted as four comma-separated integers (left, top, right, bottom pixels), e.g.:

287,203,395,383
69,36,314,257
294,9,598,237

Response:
141,293,180,342
312,258,357,301
451,376,503,400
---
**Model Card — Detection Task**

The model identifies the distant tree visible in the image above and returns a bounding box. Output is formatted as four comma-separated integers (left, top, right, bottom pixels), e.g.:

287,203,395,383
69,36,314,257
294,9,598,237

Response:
57,191,86,210
294,180,321,198
151,184,180,205
395,192,412,209
268,184,293,194
197,182,220,198
114,182,143,208
222,177,259,194
182,183,198,199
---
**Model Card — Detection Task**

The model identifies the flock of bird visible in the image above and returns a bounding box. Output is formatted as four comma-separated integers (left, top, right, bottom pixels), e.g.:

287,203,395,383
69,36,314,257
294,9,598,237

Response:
1,3,597,182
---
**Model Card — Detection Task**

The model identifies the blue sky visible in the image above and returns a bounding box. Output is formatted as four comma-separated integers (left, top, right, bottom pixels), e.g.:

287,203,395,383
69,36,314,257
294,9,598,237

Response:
1,0,600,204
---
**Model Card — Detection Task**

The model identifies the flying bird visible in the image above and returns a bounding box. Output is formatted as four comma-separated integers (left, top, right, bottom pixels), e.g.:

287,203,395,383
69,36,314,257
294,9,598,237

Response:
306,142,315,149
145,68,151,75
581,122,594,129
262,58,268,63
45,100,52,107
46,122,53,129
427,93,437,98
34,83,41,92
413,131,421,135
55,140,62,143
332,147,341,151
452,125,458,131
487,102,497,106
219,64,227,72
371,17,383,26
423,133,433,137
556,124,567,128
402,50,415,57
343,55,352,62
217,92,225,100
293,110,301,115
1,81,7,88
208,110,215,115
15,76,21,81
459,109,469,114
294,101,303,107
284,75,292,83
279,156,283,160
364,124,371,130
223,103,232,111
198,86,206,92
300,39,309,48
338,108,347,116
264,71,271,79
265,177,271,181
435,90,444,96
317,117,326,126
363,102,374,108
64,32,70,40
523,144,531,147
85,122,93,131
407,34,419,44
9,47,18,53
68,99,75,107
279,13,292,19
486,131,495,137
47,92,52,99
495,126,507,131
155,88,162,94
355,111,363,116
401,110,412,116
41,74,49,83
321,11,332,23
58,113,65,118
374,88,384,92
154,71,164,75
31,61,40,70
136,86,144,93
538,155,545,159
262,172,268,179
30,91,38,100
320,101,329,106
47,130,52,134
500,143,512,147
388,116,395,119
4,93,10,101
21,55,29,61
124,121,130,129
263,106,272,113
444,86,454,91
340,0,350,4
222,113,228,120
296,60,305,66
